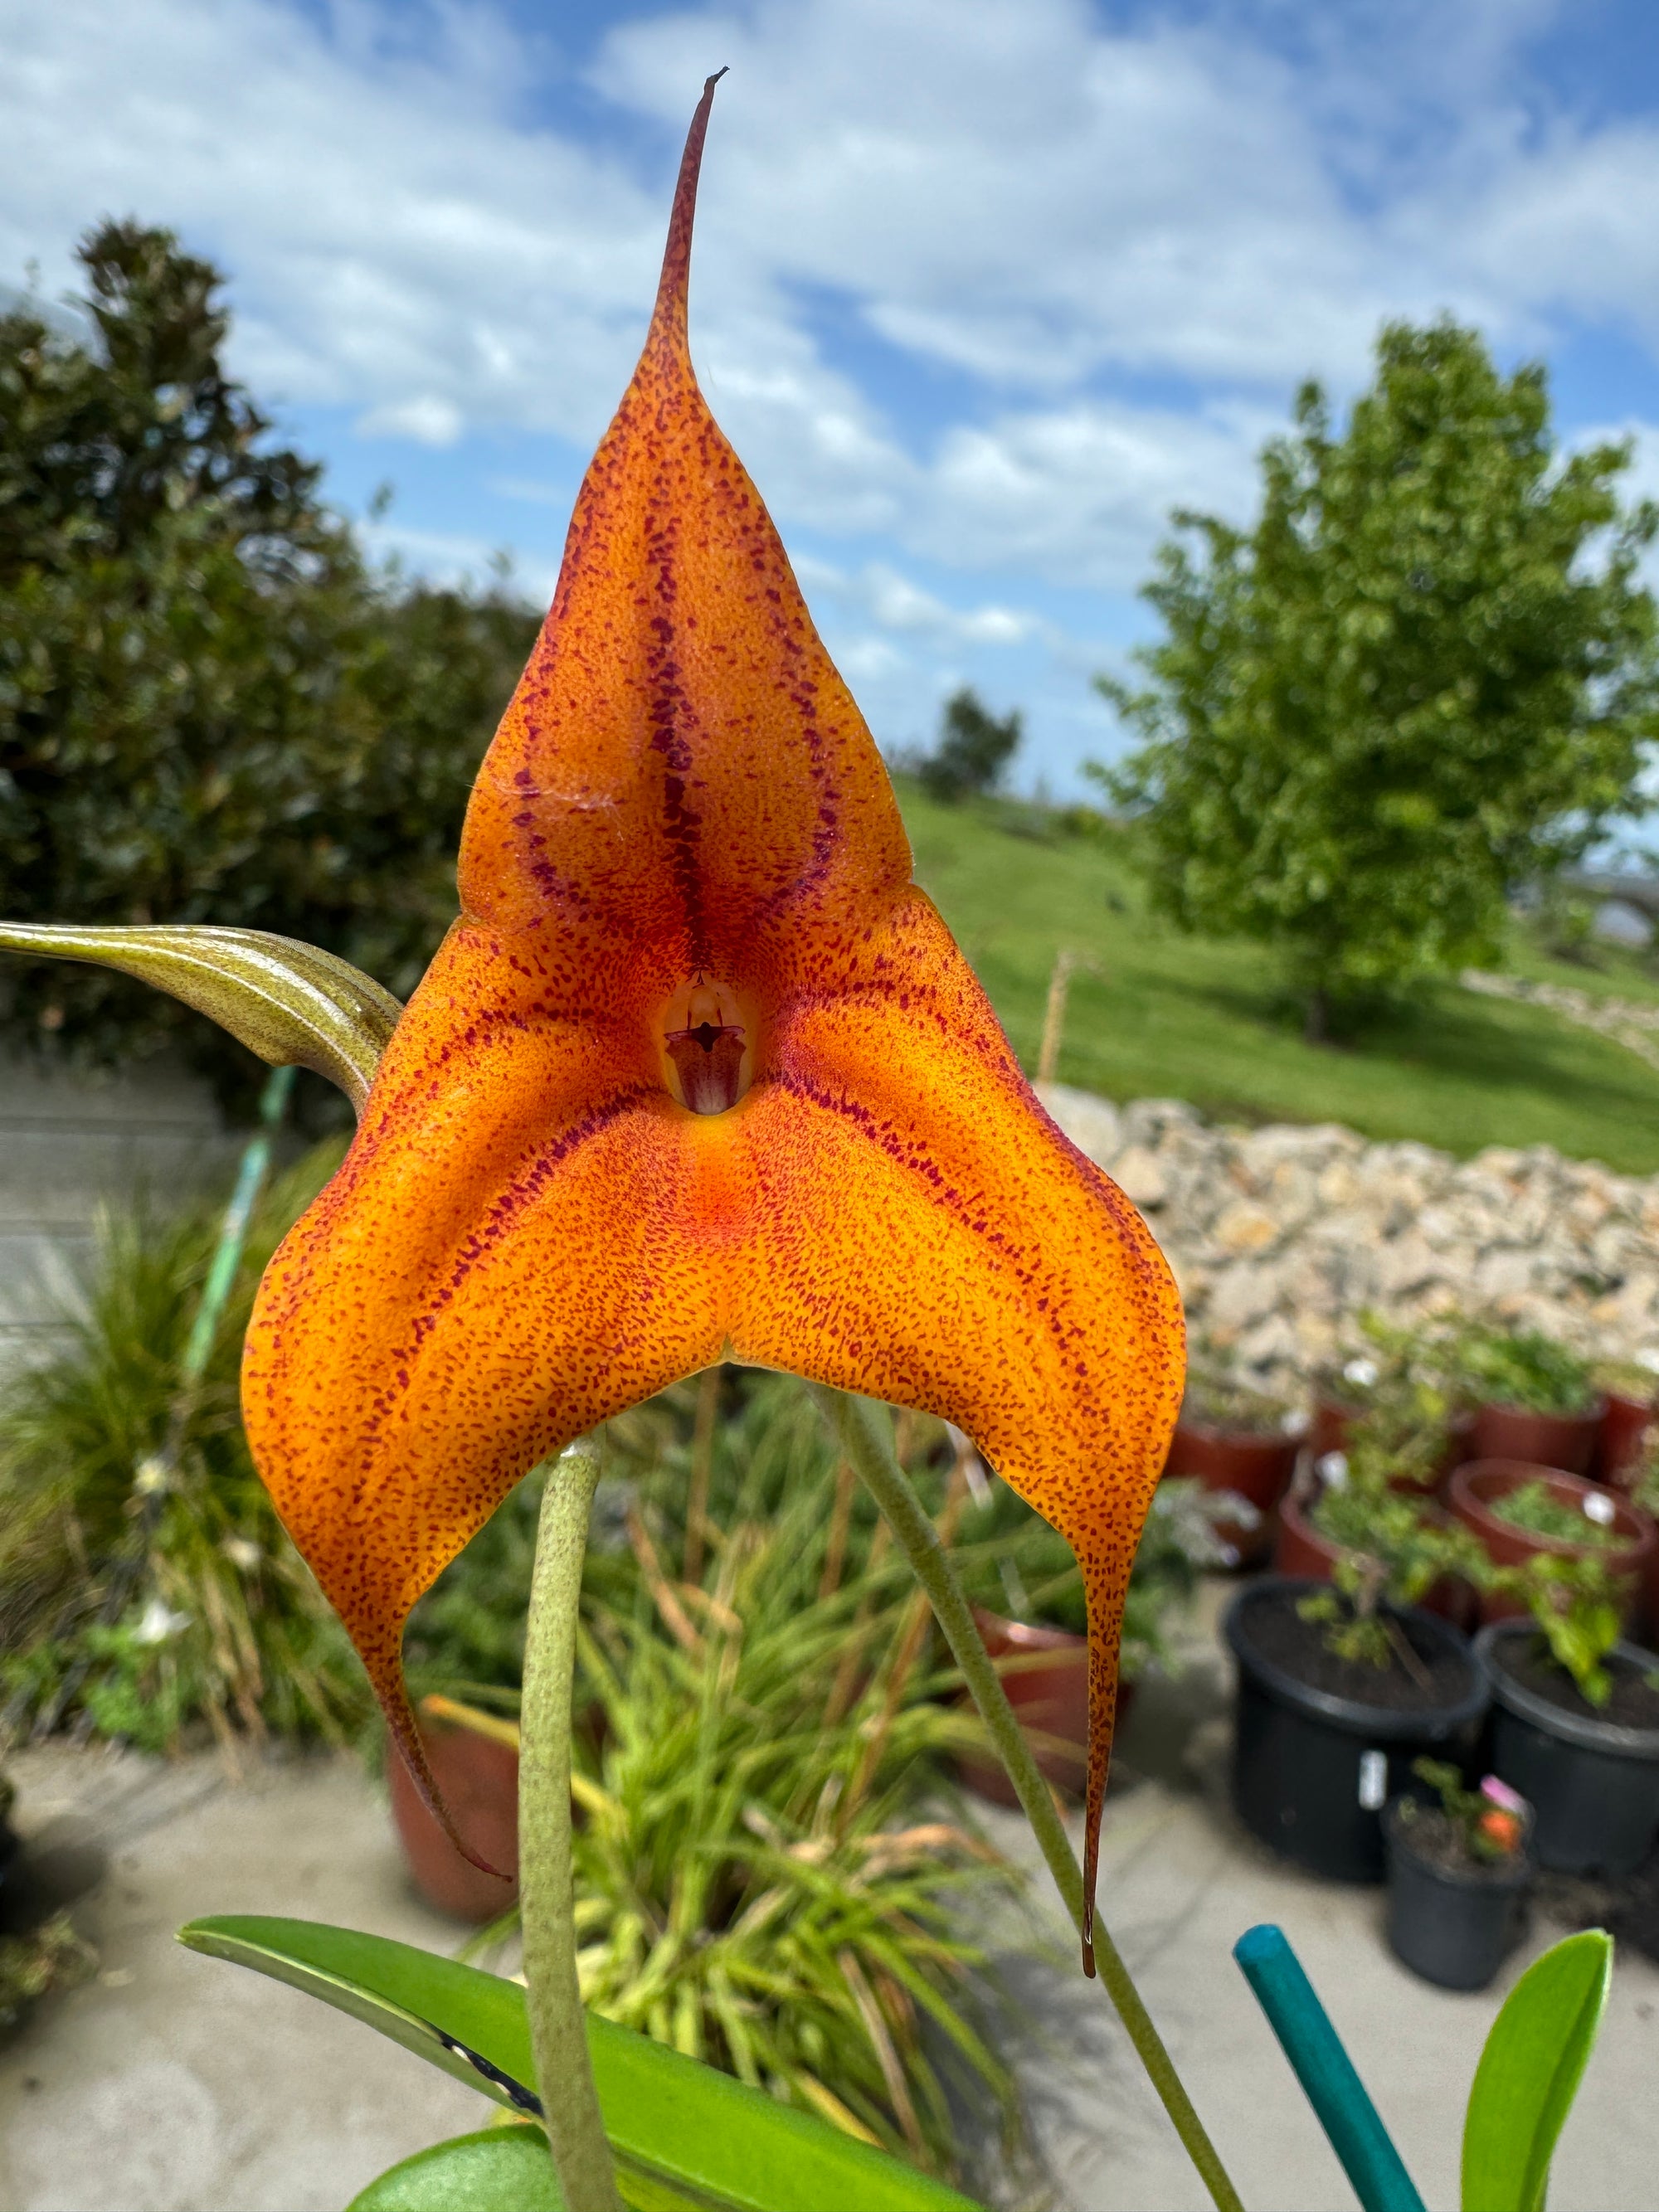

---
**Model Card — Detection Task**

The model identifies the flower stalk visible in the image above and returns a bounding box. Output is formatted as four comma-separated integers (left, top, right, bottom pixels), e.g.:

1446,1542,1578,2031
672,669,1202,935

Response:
519,1439,623,2212
815,1388,1244,2212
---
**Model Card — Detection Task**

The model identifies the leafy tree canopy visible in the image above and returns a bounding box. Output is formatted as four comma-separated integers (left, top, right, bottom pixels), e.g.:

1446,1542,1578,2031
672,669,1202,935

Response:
917,685,1022,802
0,220,540,1106
1089,319,1659,1039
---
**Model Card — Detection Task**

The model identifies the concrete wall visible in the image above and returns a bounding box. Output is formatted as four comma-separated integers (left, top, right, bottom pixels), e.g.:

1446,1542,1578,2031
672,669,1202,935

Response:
0,1052,238,1372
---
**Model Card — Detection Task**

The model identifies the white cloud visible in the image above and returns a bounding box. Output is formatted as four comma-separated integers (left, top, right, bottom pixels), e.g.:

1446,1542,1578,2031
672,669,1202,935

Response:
0,0,661,440
359,518,560,605
7,0,1657,548
356,394,465,446
795,557,1044,647
5,0,1658,791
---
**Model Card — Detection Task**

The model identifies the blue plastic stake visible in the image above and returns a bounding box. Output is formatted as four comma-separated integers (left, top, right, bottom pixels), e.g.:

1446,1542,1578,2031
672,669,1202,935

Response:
1234,1923,1427,2212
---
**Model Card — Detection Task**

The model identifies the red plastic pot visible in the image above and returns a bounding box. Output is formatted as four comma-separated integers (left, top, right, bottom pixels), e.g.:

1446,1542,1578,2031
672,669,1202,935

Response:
956,1607,1133,1806
1470,1398,1604,1478
1447,1461,1656,1629
1310,1395,1473,1495
1599,1389,1655,1490
1272,1489,1477,1631
388,1716,520,1923
1162,1416,1303,1565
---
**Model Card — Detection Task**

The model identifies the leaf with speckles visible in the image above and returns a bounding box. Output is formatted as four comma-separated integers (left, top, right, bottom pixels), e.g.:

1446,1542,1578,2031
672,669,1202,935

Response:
237,75,1183,1945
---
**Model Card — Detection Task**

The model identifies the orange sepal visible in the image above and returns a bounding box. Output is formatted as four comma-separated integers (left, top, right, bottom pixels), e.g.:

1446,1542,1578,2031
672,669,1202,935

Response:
722,890,1185,1958
241,72,1185,1947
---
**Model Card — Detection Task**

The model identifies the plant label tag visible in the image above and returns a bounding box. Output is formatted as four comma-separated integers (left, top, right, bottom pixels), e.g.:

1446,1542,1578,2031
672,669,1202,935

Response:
1358,1749,1388,1810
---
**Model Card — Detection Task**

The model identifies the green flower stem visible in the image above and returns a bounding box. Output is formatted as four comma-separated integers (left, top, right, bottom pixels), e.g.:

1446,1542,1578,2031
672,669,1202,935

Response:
519,1440,624,2212
816,1388,1245,2212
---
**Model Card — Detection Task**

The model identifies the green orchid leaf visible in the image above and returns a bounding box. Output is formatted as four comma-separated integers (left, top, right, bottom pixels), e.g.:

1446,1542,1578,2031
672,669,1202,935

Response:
1462,1929,1613,2212
0,921,399,1112
348,2127,566,2212
179,1915,985,2212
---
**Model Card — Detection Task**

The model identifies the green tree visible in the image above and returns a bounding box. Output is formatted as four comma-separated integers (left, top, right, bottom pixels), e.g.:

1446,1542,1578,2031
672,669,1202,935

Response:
0,221,540,1104
917,685,1022,802
1090,320,1659,1041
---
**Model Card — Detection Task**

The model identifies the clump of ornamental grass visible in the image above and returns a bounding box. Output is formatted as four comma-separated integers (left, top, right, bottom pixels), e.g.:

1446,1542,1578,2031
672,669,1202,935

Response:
0,1144,365,1753
412,1375,1029,2178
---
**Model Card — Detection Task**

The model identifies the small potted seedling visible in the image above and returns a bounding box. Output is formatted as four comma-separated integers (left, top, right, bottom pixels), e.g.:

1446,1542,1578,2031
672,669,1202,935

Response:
1311,1318,1473,1493
1276,1434,1485,1630
1477,1549,1659,1877
1449,1323,1604,1475
1449,1462,1656,1627
1384,1757,1531,1991
1165,1349,1305,1564
1224,1512,1488,1884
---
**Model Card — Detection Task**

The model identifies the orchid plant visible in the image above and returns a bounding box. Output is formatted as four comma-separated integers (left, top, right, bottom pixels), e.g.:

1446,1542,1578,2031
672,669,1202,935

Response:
2,76,1629,2212
0,75,1228,2212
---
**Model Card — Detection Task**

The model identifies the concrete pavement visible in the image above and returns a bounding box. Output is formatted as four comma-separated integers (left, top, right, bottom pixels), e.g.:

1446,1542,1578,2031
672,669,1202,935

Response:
0,1612,1656,2210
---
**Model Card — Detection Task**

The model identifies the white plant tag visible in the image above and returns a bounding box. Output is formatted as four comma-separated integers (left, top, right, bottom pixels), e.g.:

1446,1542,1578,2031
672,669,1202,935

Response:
1584,1490,1617,1527
1358,1749,1388,1811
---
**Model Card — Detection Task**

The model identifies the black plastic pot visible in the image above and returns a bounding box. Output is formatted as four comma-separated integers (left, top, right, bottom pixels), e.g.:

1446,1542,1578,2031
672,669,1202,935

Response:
1476,1621,1659,1878
1225,1578,1488,1883
1383,1799,1530,1991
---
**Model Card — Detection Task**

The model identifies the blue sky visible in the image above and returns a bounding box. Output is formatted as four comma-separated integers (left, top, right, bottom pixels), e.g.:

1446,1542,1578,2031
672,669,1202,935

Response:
5,0,1659,800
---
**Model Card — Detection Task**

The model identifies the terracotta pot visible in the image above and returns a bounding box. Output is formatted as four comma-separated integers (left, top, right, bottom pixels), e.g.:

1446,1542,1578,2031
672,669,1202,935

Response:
1310,1396,1474,1496
388,1718,520,1923
956,1606,1133,1806
1162,1417,1303,1565
1470,1398,1604,1478
1598,1390,1655,1490
1272,1489,1477,1631
1447,1461,1656,1629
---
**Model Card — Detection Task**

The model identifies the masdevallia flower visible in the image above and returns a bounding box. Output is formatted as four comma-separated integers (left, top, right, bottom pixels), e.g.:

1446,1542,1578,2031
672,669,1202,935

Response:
3,77,1183,1957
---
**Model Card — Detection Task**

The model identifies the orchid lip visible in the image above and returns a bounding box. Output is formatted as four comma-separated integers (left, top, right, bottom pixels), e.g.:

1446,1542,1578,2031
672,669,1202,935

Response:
660,975,752,1115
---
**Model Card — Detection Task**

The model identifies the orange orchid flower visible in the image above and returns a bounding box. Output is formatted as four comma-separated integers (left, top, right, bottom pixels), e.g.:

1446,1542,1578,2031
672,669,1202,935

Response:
240,75,1184,1958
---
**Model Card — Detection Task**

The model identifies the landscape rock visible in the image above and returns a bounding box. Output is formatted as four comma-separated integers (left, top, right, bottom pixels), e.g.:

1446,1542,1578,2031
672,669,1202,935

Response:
1107,1145,1169,1210
1042,1082,1659,1396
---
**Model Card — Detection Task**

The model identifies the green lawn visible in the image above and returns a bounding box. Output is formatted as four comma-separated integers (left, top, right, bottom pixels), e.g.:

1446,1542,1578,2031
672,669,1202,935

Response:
898,782,1659,1174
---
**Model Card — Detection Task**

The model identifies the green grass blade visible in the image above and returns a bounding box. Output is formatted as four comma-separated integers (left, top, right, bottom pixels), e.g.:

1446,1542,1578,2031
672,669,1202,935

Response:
180,1914,986,2212
348,2127,567,2211
1461,1930,1613,2212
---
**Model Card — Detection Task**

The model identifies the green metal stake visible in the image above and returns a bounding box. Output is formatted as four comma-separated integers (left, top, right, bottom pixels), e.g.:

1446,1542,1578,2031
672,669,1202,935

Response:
178,1063,296,1384
1234,1924,1426,2212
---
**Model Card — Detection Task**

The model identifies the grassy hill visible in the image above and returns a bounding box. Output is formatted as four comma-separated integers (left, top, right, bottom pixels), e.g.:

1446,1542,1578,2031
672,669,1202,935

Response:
897,780,1659,1175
